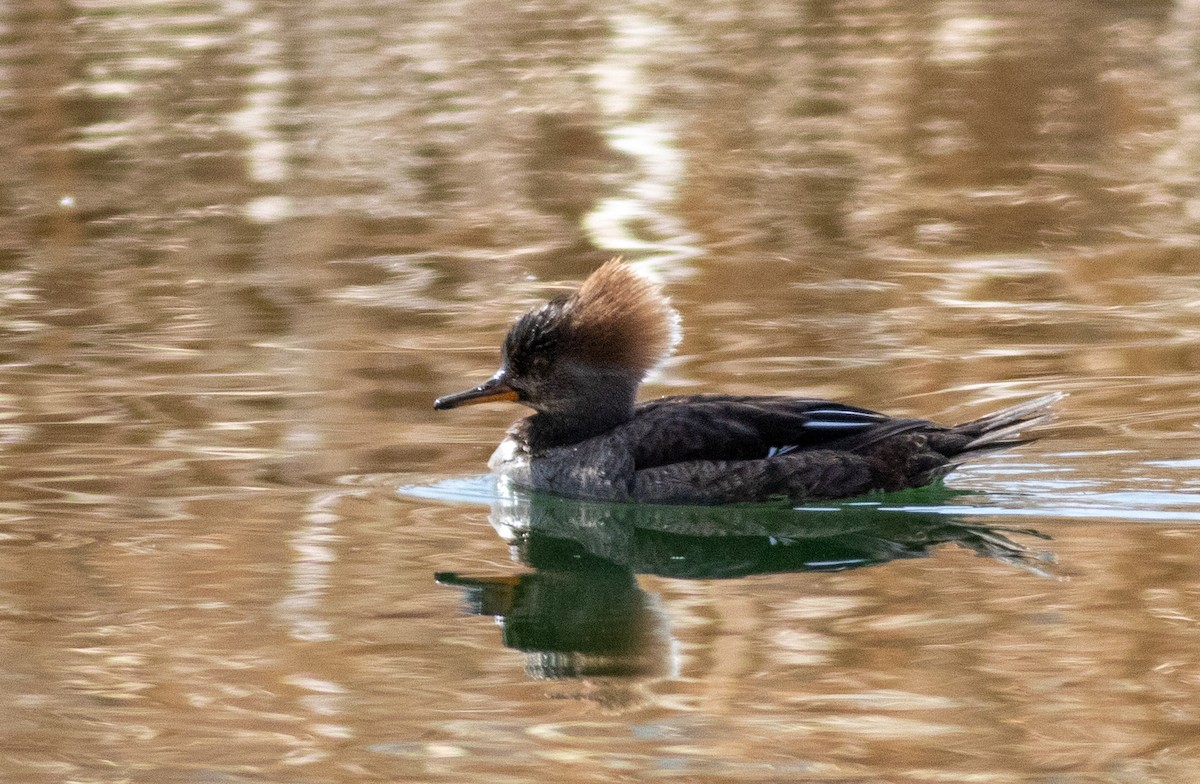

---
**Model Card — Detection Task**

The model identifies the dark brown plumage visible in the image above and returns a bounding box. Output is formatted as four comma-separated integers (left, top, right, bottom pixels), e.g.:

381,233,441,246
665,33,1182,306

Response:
435,260,1062,505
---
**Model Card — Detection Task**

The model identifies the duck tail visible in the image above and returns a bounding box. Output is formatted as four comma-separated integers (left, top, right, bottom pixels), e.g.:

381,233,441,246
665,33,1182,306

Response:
950,392,1065,455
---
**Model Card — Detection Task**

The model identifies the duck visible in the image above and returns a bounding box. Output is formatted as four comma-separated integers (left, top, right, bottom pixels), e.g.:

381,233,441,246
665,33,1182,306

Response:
434,259,1061,506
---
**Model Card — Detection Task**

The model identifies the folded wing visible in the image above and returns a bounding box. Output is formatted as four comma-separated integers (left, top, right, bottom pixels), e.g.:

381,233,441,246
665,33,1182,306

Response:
629,395,901,470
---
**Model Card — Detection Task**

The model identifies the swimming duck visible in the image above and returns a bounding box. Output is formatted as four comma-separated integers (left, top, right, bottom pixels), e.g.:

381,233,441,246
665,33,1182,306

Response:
435,260,1061,505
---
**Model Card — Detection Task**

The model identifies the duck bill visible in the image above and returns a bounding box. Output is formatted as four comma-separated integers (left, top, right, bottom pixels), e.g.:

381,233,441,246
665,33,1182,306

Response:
434,375,519,410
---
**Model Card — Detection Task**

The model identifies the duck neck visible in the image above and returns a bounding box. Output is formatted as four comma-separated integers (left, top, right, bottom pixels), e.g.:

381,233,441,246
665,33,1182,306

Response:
525,367,639,452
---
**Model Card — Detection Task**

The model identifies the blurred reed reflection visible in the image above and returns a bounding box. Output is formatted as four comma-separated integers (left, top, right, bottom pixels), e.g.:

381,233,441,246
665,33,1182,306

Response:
4,0,1200,780
437,484,1053,680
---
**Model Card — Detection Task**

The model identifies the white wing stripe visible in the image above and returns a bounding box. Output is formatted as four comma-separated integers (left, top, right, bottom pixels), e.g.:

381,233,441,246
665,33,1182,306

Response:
805,409,887,420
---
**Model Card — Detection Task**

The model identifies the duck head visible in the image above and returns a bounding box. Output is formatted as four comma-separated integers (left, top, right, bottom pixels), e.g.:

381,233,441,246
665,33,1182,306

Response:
435,259,680,441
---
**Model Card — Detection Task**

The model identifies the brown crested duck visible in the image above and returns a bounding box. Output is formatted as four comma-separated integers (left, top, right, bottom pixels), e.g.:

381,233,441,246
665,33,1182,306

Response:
435,260,1061,505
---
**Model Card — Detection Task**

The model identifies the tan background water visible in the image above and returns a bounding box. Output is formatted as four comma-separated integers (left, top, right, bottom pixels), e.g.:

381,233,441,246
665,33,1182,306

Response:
3,1,1200,782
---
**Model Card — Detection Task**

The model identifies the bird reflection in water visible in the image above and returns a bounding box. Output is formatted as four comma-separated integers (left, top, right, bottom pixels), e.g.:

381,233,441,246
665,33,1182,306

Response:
435,481,1055,681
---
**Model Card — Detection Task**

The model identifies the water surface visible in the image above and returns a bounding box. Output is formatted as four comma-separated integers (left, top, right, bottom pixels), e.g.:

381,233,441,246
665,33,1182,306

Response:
3,1,1200,782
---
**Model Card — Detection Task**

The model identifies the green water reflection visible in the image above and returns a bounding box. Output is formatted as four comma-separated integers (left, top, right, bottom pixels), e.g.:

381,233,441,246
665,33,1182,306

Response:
437,487,1053,679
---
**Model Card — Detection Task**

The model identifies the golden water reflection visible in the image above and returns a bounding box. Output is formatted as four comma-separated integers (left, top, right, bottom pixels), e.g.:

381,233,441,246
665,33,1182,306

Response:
2,0,1200,782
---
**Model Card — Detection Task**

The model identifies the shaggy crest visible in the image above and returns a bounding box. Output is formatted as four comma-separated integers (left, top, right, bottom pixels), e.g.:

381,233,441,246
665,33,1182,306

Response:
565,259,681,376
501,259,681,380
